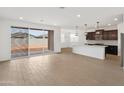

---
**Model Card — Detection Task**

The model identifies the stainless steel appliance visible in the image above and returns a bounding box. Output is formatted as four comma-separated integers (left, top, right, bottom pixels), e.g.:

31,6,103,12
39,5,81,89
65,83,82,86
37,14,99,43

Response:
121,33,124,67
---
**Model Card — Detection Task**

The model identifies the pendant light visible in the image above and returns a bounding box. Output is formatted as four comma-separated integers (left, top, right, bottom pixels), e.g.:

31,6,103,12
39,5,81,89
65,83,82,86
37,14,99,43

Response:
75,26,78,36
96,21,100,30
84,24,87,36
96,21,100,34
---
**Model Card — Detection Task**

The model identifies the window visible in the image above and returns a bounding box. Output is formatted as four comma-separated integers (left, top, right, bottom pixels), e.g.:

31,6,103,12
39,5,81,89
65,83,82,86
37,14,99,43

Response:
61,33,65,43
70,34,79,42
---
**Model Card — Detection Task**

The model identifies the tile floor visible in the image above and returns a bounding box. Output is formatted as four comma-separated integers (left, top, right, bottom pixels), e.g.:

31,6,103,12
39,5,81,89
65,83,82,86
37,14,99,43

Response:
0,48,123,86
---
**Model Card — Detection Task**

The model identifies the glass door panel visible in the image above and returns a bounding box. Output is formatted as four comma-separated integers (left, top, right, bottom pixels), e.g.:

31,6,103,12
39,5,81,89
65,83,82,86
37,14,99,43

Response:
11,27,29,58
29,29,48,55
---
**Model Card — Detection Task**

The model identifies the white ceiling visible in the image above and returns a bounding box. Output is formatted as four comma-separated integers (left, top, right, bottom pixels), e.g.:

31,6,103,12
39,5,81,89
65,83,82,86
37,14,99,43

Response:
0,7,124,29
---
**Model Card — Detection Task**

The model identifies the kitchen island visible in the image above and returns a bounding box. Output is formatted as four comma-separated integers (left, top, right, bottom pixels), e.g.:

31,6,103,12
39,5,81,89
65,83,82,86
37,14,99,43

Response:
72,45,107,60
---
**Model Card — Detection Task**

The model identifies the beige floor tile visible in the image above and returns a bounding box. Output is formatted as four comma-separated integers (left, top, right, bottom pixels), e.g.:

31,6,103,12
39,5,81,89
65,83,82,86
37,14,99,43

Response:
0,48,123,86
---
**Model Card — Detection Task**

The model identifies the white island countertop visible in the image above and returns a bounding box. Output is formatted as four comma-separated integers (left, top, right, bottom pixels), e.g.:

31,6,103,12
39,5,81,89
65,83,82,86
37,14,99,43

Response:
72,45,107,60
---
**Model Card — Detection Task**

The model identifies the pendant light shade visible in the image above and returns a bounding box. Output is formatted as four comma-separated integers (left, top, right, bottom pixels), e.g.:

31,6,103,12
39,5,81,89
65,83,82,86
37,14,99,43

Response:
84,24,88,36
96,21,100,30
75,26,78,36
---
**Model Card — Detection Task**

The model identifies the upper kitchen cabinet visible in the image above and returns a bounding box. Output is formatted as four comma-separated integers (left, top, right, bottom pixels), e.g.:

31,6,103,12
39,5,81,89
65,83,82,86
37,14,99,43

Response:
86,32,95,40
103,30,118,40
95,29,104,40
86,30,118,40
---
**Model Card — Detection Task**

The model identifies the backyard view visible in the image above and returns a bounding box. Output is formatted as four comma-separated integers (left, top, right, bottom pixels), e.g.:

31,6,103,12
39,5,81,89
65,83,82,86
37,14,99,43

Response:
29,29,48,55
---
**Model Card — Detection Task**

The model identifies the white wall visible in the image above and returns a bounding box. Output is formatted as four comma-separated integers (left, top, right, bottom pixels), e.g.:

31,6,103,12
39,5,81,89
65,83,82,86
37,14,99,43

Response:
0,17,61,62
0,18,11,61
60,28,84,48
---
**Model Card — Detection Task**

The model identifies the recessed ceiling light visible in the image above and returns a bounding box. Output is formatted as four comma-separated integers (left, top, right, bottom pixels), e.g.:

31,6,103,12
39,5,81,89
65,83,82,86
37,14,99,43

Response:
19,17,23,20
108,24,111,26
114,18,118,21
77,14,81,18
54,24,57,26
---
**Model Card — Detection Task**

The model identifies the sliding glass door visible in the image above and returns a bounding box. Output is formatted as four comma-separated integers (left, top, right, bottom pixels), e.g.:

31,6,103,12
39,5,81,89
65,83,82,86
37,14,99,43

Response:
11,27,29,58
11,27,54,59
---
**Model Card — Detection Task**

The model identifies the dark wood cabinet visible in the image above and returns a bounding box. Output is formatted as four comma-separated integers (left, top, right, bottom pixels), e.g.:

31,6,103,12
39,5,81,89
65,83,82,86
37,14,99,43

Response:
86,32,95,40
105,46,118,55
95,30,104,40
110,30,117,40
86,29,118,40
103,31,109,40
103,30,118,40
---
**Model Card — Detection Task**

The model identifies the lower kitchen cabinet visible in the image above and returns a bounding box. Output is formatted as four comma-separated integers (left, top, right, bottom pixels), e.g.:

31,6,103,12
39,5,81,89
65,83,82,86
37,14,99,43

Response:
105,46,118,55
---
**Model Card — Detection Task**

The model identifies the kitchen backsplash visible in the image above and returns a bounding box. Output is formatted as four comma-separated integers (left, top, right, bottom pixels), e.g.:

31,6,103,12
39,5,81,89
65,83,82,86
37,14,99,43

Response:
86,40,118,46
